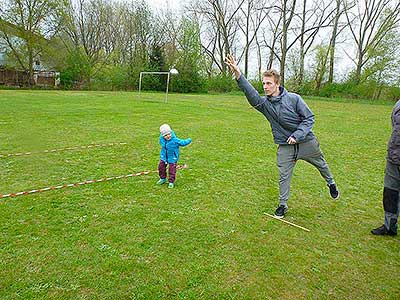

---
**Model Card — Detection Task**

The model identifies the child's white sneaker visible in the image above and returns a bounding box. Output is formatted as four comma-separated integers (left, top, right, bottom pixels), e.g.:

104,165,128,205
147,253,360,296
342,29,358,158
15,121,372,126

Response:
168,182,174,189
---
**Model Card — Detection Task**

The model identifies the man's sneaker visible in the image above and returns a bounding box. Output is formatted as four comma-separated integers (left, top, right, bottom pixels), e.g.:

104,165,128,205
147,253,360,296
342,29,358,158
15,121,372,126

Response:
371,224,397,236
156,178,167,185
328,183,339,199
168,182,174,189
274,205,288,219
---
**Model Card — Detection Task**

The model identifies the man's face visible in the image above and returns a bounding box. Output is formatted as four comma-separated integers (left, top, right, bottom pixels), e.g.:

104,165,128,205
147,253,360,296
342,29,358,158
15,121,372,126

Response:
262,76,279,96
163,133,172,140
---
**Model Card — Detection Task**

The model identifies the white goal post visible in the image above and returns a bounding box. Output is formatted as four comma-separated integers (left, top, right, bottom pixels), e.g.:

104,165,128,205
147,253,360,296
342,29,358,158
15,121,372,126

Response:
138,68,179,103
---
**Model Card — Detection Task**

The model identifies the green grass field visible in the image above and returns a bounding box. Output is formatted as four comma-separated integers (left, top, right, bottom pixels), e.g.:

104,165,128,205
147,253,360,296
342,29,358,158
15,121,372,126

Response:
0,90,399,299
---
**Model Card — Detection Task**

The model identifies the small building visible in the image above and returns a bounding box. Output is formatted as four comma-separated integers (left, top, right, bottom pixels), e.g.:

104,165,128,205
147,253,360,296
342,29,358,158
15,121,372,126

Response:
33,71,60,87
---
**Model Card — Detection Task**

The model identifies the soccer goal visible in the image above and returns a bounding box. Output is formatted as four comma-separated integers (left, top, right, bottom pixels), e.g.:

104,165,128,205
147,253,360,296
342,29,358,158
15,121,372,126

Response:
138,68,179,103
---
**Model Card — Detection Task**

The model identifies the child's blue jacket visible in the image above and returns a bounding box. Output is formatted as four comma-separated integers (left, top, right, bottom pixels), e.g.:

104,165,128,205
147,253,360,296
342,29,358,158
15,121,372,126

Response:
159,131,192,163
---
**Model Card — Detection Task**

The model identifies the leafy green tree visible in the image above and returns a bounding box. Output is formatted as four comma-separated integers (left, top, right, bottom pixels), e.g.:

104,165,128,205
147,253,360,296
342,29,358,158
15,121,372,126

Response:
361,29,400,84
0,0,64,85
171,17,206,93
114,0,153,90
360,27,400,99
59,47,91,88
145,44,167,91
312,44,329,90
62,0,120,89
345,0,400,84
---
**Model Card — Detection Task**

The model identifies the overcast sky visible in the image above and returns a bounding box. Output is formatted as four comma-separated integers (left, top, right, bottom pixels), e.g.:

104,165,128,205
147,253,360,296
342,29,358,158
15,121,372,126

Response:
147,0,182,13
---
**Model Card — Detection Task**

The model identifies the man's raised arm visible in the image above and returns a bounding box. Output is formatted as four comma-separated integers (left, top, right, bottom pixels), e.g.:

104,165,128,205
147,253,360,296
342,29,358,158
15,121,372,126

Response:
224,54,264,108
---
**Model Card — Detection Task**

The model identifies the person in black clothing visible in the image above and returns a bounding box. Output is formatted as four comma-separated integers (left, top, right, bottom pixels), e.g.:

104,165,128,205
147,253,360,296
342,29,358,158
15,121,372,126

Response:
371,100,400,236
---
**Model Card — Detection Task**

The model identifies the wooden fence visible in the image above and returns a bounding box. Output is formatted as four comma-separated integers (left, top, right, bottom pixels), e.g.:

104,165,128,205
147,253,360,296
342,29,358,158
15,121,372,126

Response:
0,69,59,87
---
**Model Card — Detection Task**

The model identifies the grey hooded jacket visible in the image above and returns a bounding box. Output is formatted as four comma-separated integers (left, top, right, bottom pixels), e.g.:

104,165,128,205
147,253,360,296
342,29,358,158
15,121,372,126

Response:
237,74,315,145
387,99,400,165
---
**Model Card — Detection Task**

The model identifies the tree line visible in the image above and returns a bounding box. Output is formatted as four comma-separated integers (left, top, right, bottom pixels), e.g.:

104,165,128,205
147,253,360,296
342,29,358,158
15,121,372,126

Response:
0,0,399,100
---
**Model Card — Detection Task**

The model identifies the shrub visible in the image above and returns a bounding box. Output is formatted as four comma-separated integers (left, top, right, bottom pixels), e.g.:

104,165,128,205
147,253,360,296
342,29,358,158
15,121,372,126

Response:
249,79,263,94
297,81,316,96
383,86,400,101
170,71,206,93
205,74,239,93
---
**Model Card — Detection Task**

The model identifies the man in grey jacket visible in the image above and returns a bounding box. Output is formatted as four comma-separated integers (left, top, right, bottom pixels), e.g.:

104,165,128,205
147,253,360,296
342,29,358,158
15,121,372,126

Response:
225,54,339,218
371,100,400,236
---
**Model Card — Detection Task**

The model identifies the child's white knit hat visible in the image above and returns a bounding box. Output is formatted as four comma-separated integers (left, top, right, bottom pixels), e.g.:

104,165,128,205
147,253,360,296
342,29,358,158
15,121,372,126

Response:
160,124,172,136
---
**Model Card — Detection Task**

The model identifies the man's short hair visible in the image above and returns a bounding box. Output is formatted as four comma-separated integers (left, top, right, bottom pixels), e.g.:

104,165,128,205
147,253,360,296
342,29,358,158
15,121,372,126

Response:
262,69,280,84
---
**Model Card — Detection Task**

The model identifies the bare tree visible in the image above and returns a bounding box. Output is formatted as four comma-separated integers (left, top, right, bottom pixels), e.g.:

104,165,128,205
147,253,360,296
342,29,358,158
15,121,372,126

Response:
344,0,400,84
328,0,347,83
261,0,341,86
187,0,245,75
237,0,271,77
262,13,282,71
306,0,348,88
278,0,297,86
293,0,337,86
158,10,180,67
254,30,264,80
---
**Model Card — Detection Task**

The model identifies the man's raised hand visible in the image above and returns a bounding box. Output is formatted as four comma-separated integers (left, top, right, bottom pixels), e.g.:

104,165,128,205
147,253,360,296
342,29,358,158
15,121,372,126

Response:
224,54,241,80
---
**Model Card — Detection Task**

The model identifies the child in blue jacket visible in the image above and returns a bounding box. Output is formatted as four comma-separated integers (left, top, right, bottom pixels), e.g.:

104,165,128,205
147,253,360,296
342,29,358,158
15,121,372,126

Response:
157,124,192,188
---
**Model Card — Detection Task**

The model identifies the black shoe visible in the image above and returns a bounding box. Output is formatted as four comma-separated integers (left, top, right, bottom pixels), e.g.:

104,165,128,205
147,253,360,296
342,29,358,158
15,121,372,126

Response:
328,183,339,199
371,225,397,236
274,205,288,219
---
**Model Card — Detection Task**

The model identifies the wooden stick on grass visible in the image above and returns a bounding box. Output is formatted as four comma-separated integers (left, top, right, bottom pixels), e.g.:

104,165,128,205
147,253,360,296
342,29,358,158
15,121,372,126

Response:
264,212,310,232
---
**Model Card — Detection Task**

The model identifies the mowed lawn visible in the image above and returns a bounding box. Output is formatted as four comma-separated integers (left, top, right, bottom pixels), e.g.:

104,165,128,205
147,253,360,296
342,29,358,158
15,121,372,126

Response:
0,89,398,299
